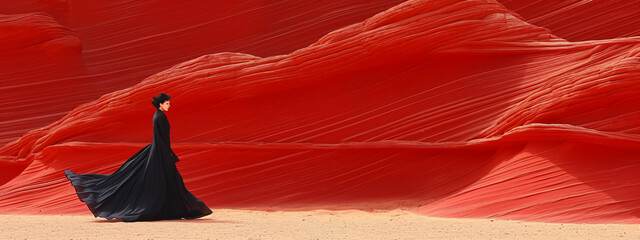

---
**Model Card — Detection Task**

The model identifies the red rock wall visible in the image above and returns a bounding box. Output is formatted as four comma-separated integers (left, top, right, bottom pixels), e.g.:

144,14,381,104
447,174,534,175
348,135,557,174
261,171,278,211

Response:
1,0,639,223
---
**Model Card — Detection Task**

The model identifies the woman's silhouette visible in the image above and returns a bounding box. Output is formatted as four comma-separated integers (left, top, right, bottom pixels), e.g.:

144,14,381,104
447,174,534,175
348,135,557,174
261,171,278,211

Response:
63,93,212,222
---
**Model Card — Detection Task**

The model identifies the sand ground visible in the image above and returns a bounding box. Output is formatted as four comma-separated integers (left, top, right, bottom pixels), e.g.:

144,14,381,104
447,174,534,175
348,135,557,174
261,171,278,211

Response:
1,209,639,239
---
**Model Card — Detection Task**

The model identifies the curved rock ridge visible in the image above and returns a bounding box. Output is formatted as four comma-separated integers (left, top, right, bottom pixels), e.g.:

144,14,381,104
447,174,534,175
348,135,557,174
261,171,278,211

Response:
1,0,639,223
498,0,640,41
0,0,406,146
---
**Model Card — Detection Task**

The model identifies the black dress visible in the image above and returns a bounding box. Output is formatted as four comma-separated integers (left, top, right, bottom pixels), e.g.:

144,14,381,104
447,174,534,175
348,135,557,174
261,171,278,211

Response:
63,108,212,222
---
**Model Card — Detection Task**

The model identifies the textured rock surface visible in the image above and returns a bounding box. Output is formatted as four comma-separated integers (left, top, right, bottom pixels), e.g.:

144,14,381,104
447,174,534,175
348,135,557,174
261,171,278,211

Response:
1,0,639,223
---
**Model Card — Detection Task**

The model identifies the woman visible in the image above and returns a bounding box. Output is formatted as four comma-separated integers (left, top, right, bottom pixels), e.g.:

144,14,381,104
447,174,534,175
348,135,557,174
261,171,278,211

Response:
63,93,213,222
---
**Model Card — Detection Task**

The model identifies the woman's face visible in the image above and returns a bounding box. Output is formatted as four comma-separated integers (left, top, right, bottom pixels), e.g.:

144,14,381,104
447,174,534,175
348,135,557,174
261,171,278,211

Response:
159,100,170,111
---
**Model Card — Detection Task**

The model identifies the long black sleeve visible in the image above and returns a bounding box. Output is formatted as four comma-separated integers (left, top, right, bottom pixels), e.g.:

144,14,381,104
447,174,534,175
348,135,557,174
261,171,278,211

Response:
153,109,179,162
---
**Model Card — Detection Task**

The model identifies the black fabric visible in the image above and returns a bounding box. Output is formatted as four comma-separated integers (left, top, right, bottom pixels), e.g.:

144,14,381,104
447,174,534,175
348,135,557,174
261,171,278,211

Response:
63,108,212,222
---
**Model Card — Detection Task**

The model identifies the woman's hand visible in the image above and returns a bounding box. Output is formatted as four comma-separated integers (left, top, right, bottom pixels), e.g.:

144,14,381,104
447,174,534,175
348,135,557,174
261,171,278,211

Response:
169,149,179,163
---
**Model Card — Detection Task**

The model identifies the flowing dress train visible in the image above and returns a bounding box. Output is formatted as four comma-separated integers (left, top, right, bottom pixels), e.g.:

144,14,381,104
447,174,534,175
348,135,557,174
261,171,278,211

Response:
63,108,212,222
